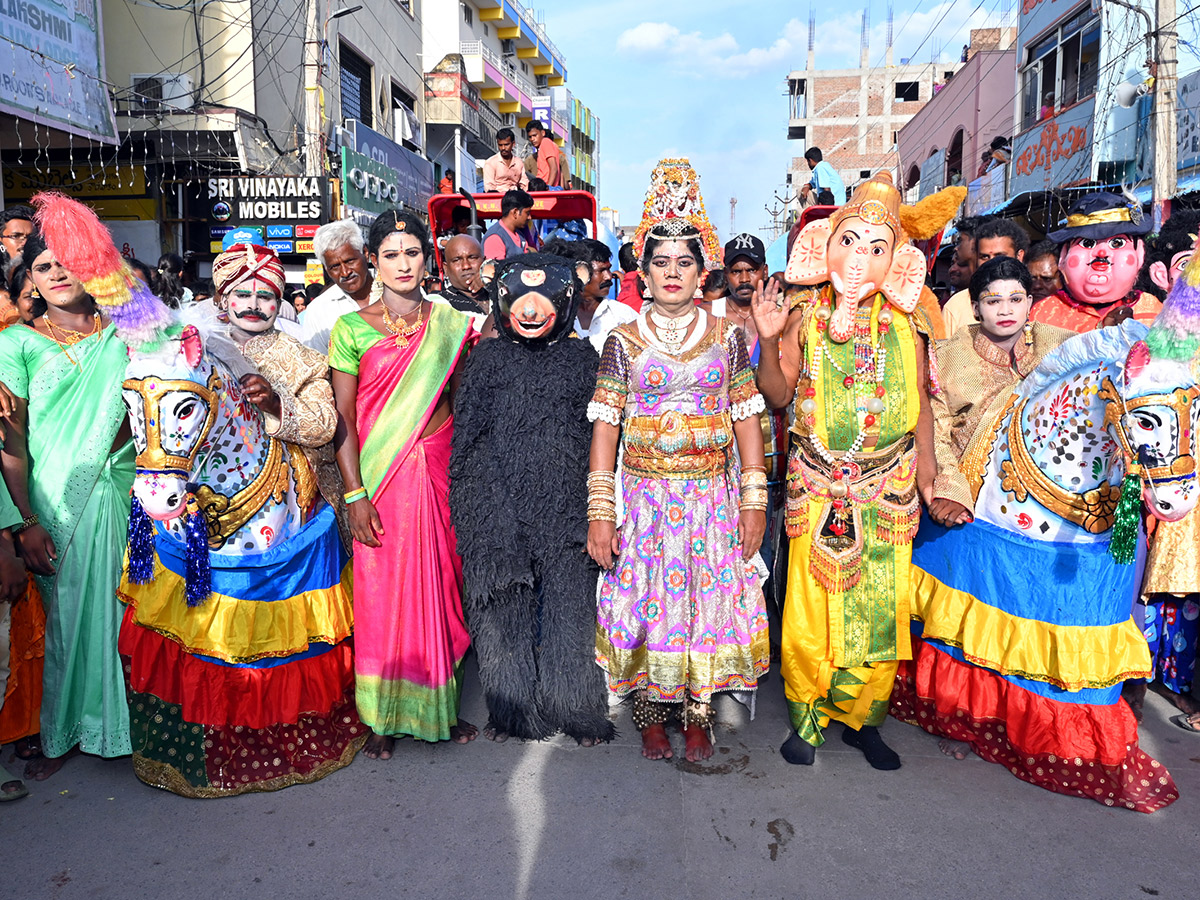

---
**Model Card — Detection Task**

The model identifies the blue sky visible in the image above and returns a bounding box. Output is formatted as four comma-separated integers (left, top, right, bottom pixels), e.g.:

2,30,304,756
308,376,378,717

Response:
545,1,1005,243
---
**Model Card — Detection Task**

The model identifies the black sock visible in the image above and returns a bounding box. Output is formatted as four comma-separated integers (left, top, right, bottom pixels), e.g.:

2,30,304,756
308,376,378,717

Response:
842,725,901,770
780,731,817,765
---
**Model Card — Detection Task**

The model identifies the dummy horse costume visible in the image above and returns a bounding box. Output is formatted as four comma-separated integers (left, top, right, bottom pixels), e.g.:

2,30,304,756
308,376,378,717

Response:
118,317,362,796
893,309,1200,812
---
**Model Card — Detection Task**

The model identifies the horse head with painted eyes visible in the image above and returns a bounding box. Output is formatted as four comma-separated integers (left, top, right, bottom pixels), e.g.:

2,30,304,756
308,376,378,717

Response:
122,320,321,603
969,320,1199,545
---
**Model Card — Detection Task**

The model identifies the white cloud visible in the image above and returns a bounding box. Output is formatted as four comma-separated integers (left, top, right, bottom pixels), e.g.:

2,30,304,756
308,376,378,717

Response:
615,19,792,78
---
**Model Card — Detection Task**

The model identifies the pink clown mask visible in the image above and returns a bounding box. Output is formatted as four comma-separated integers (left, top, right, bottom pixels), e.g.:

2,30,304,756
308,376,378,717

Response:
1059,235,1145,305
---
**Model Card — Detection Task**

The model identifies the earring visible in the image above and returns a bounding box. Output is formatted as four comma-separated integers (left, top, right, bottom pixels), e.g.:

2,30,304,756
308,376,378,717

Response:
1023,322,1033,345
30,288,40,299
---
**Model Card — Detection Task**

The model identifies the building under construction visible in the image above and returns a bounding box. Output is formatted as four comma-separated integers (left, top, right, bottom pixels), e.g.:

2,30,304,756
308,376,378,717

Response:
786,9,963,201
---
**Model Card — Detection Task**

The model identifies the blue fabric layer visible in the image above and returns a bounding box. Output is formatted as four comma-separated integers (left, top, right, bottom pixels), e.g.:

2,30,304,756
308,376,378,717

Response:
194,641,336,670
912,517,1138,628
911,623,1123,705
154,503,346,604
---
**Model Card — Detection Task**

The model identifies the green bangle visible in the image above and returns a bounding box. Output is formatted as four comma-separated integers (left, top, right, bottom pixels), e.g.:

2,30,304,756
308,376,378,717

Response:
343,488,368,504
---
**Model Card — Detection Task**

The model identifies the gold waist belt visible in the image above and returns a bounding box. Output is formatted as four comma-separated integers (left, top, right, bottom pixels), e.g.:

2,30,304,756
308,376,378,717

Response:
623,449,728,480
624,410,733,456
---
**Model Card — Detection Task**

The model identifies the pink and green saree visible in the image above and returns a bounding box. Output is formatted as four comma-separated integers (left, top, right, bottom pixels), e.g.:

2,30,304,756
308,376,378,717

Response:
329,303,473,741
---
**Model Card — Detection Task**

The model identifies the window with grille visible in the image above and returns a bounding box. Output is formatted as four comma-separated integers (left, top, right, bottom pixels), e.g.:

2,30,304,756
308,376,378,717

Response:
463,3,472,25
340,43,373,128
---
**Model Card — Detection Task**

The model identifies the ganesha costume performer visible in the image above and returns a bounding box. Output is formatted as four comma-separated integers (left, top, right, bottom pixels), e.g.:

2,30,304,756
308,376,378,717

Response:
117,243,362,798
753,173,946,770
888,251,1200,812
1031,190,1160,332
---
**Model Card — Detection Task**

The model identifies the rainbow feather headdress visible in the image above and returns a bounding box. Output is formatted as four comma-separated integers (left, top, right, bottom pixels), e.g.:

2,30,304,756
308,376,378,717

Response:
1147,246,1200,364
32,192,174,350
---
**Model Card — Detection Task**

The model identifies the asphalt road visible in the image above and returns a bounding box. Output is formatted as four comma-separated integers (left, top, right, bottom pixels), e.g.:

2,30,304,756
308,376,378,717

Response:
4,659,1198,900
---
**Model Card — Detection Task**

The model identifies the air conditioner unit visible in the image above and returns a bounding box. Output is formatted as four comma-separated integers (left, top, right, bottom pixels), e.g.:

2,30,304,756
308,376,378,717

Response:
501,39,516,56
535,74,548,90
130,73,194,111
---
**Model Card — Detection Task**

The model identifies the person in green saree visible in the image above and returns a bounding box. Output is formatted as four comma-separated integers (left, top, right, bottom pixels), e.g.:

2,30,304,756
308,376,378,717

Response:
0,230,134,780
330,210,477,759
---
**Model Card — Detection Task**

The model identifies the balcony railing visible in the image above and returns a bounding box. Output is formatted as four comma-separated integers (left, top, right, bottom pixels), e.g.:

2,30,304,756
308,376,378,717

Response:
507,0,565,68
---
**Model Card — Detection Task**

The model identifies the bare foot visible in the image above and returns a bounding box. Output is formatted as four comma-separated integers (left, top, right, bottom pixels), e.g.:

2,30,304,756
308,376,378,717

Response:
578,737,596,748
14,734,42,760
1123,680,1147,722
483,724,509,743
682,724,714,762
640,724,673,760
938,738,970,760
362,732,395,760
450,720,478,744
24,747,76,781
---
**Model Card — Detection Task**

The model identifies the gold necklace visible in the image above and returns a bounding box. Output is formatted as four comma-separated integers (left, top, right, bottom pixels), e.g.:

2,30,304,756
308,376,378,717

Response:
648,306,697,354
43,313,100,366
380,299,424,348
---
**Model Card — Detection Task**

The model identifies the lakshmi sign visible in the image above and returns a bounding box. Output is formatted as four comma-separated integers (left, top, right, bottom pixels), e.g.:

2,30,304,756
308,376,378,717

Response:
1010,98,1095,194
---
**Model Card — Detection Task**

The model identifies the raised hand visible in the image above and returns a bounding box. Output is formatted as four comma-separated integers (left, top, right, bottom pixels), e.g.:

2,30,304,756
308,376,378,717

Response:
749,277,788,341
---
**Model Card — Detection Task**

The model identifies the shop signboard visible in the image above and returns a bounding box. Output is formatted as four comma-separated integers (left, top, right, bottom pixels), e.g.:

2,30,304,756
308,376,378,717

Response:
1010,97,1095,194
342,120,434,212
0,0,118,142
341,146,403,217
189,177,330,256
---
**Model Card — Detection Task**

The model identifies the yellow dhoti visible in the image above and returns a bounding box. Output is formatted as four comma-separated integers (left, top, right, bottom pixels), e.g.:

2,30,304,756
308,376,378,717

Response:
781,526,911,746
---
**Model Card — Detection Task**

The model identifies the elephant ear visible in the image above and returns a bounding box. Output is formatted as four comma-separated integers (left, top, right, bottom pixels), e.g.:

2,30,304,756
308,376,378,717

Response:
785,219,832,285
880,244,927,313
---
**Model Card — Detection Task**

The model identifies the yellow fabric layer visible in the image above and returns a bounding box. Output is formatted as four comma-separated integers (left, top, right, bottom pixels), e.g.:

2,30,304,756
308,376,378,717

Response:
910,566,1151,691
780,532,906,738
119,557,354,664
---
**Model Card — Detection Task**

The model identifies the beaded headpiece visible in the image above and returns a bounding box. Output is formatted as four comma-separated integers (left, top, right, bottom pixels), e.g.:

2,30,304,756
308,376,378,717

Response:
632,158,723,269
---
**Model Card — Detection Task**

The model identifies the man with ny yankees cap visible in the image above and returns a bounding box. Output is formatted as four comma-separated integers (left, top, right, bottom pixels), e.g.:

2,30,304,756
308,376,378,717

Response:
722,232,768,354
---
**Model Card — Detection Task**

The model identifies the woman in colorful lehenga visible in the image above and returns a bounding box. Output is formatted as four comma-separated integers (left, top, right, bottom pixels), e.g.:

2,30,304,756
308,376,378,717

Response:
330,210,476,758
0,229,134,780
587,220,770,763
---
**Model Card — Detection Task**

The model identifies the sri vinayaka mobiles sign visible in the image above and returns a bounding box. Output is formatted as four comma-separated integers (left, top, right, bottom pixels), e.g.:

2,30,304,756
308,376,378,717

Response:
205,177,326,222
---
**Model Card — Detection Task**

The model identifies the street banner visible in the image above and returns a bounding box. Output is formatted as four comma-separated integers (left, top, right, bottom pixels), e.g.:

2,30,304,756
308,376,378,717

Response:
0,0,119,142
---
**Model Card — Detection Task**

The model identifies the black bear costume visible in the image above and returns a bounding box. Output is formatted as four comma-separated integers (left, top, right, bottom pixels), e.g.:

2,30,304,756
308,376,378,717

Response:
449,252,615,744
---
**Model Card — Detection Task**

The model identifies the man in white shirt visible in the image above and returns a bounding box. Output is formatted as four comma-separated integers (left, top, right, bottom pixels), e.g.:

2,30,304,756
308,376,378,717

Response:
557,238,636,351
302,219,375,354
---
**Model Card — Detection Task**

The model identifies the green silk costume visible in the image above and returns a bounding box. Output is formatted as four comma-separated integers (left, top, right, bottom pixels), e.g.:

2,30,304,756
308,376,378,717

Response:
0,324,134,758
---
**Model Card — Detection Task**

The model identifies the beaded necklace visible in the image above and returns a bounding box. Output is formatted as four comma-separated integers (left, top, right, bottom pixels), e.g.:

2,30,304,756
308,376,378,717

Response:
797,292,895,519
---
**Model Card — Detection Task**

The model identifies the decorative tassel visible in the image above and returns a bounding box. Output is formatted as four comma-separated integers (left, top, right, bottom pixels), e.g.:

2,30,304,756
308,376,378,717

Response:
1108,466,1142,565
31,191,174,351
126,494,156,584
183,496,212,607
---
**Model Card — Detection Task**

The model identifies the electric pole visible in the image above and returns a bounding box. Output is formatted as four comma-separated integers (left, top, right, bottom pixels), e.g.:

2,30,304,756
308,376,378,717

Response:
303,0,324,177
1154,0,1178,227
730,197,737,234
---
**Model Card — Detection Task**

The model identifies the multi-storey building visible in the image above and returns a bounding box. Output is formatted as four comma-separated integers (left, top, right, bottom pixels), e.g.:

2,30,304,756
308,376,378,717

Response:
785,13,959,206
896,29,1017,208
423,0,596,192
